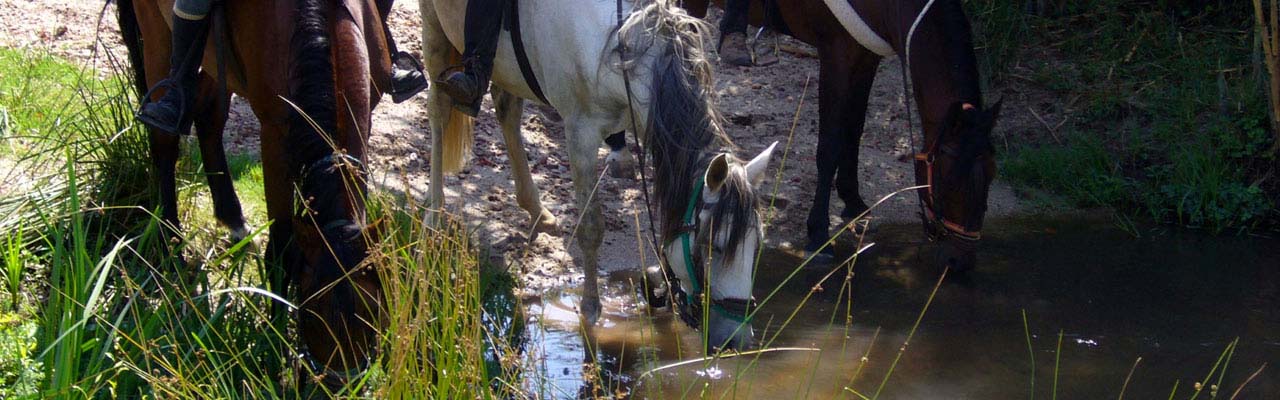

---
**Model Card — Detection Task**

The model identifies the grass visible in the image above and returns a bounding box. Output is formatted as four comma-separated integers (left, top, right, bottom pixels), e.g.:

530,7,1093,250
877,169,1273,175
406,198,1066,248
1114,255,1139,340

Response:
967,0,1278,232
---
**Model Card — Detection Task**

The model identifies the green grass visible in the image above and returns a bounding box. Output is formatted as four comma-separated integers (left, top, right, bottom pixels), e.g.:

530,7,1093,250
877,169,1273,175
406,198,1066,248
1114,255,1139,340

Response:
0,48,90,158
968,0,1277,232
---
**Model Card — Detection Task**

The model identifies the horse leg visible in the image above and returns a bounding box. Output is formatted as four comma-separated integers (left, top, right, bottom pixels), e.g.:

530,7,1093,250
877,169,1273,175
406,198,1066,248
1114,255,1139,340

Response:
192,77,248,242
805,43,875,258
833,58,878,224
150,129,183,243
565,119,606,324
421,1,457,222
680,0,711,18
259,121,296,303
492,87,558,235
134,0,185,255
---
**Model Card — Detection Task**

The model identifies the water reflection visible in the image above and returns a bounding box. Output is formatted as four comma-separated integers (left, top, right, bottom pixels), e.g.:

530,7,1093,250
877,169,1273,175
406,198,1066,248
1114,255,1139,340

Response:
517,215,1280,399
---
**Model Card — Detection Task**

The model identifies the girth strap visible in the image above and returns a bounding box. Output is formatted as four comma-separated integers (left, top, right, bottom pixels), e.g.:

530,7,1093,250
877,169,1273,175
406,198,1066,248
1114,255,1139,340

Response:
506,0,549,104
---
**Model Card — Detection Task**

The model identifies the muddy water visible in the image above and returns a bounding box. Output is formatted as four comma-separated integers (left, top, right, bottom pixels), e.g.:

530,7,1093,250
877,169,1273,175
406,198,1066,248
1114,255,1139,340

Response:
516,215,1280,399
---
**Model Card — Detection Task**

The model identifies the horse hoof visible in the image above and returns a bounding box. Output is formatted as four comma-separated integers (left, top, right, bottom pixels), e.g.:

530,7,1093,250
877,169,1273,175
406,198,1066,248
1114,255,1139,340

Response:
606,150,636,180
531,210,559,236
229,226,250,244
802,244,836,268
579,296,602,325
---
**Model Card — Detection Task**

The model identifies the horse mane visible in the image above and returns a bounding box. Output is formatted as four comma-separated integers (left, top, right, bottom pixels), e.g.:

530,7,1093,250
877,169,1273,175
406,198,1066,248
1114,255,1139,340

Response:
614,1,755,258
288,0,352,226
288,0,338,179
935,0,982,105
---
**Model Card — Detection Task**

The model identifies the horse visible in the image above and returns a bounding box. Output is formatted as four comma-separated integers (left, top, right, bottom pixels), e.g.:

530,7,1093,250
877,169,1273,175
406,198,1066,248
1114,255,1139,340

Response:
682,0,1002,271
116,0,389,377
419,0,776,350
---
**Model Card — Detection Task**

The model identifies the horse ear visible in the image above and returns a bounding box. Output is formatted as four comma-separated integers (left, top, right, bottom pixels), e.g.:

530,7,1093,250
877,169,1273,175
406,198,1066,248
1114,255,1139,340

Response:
705,153,730,193
745,141,778,185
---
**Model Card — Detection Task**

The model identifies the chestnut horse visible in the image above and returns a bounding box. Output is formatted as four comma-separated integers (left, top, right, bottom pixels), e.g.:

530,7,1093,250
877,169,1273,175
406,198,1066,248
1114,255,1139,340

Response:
116,0,388,377
684,0,1002,270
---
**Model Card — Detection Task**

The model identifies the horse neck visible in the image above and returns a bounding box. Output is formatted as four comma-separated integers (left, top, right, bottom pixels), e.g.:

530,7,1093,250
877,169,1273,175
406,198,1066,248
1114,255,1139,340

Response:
879,0,981,146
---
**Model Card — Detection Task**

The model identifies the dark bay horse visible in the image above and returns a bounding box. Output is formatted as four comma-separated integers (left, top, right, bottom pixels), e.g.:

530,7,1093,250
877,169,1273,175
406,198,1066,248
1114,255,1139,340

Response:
684,0,1002,270
117,0,388,375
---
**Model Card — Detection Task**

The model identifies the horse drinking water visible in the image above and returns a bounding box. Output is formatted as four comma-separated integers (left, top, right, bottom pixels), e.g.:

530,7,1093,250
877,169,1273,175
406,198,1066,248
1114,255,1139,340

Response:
419,0,775,350
683,0,1002,271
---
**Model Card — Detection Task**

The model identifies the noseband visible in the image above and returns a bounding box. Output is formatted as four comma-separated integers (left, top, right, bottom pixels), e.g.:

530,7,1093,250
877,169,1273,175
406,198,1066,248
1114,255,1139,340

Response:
661,175,756,327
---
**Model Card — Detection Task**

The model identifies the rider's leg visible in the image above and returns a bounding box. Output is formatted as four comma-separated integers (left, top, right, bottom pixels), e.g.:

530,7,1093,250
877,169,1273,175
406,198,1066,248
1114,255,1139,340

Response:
437,0,504,116
136,0,212,134
718,0,753,67
377,0,428,103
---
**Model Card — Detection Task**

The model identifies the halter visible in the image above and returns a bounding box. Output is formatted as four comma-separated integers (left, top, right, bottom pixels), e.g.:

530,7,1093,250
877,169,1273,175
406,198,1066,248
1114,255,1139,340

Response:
661,175,757,326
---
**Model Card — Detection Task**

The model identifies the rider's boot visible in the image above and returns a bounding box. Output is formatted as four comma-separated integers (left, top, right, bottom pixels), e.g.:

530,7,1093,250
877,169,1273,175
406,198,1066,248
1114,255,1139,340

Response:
437,0,503,116
137,14,210,135
718,32,754,67
389,51,429,103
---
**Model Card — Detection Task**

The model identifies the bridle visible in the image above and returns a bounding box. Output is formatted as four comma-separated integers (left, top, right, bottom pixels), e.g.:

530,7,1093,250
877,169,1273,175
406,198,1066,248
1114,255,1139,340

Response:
660,175,757,328
912,104,983,242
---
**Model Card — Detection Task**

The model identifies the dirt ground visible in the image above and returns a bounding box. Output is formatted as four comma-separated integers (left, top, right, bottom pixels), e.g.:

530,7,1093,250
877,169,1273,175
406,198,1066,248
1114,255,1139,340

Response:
2,0,1049,295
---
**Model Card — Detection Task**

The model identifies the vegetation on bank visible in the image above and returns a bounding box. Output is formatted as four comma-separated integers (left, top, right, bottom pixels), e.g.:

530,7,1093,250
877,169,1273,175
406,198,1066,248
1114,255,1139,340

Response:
0,47,521,398
968,0,1278,232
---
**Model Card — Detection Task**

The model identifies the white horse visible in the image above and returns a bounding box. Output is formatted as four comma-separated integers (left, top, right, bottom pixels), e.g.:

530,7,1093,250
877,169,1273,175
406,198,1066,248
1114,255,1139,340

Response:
419,0,777,349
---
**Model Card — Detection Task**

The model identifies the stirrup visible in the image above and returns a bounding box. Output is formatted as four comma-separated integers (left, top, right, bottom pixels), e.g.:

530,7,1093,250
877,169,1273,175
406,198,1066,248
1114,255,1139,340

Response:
136,78,188,135
390,51,428,103
434,65,482,117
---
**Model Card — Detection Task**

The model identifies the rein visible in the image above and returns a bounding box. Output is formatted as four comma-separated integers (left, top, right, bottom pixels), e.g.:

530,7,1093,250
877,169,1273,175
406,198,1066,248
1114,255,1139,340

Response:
895,0,981,241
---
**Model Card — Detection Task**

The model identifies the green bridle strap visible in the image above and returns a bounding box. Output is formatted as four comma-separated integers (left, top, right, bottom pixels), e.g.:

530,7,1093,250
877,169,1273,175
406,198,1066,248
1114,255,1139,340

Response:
677,175,750,324
679,175,703,308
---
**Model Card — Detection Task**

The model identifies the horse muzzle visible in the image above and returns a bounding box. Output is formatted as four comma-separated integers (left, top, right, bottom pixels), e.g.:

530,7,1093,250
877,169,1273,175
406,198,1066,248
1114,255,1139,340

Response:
936,235,979,273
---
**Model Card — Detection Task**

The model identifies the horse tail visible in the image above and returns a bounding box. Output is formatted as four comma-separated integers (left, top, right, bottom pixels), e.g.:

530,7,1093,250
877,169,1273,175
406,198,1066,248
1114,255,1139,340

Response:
114,0,149,97
439,47,474,174
288,0,338,173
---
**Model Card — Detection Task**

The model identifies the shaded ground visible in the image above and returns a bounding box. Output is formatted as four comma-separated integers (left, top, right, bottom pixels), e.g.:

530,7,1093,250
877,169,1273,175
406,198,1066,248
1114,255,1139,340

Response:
1,0,1046,295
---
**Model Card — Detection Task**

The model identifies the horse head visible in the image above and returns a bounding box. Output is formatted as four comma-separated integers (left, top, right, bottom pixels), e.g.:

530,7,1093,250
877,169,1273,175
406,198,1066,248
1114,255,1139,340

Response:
664,142,777,351
291,153,382,374
918,100,1001,272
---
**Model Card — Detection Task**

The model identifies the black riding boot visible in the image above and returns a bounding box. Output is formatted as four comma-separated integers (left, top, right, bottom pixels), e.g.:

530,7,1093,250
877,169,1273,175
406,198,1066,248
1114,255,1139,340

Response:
137,15,210,135
384,13,428,103
437,0,504,116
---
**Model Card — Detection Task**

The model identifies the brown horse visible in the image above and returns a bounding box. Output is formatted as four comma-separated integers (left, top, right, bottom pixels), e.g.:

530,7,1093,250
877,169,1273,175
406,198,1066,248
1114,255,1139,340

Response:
683,0,1002,271
116,0,389,376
